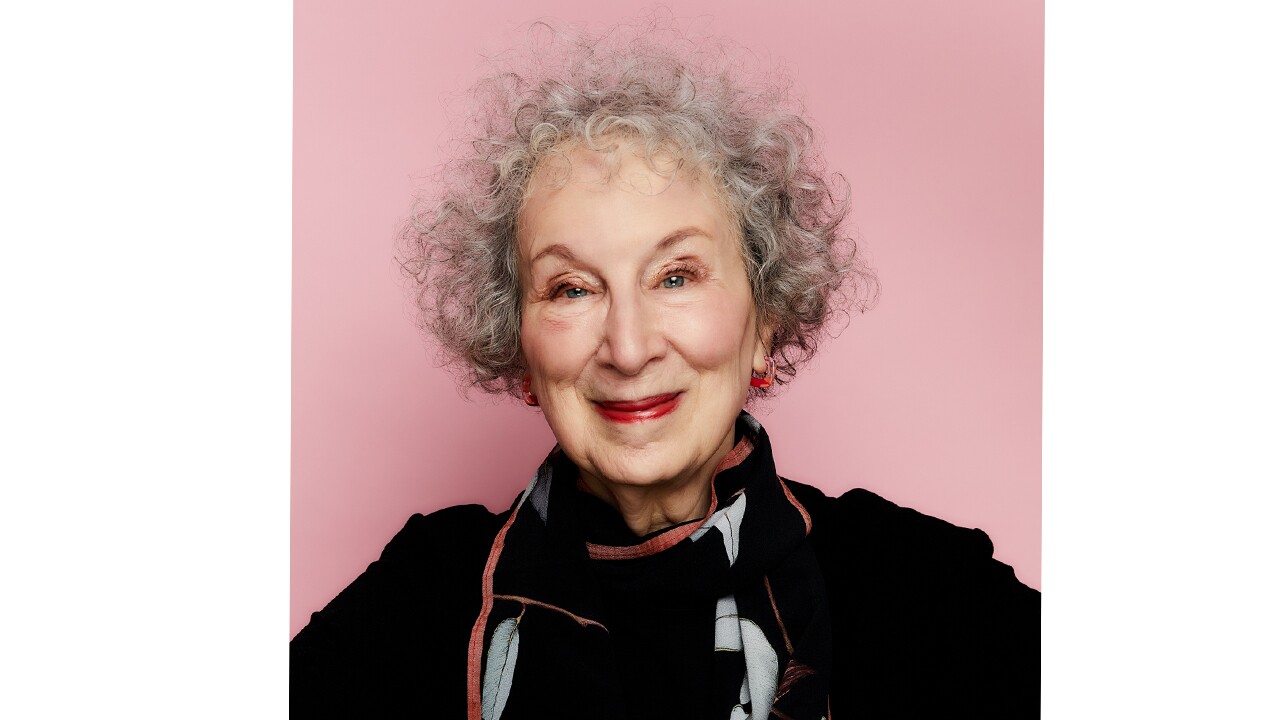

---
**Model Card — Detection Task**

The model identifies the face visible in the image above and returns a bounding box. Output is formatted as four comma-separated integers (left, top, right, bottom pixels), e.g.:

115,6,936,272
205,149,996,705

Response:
518,143,770,492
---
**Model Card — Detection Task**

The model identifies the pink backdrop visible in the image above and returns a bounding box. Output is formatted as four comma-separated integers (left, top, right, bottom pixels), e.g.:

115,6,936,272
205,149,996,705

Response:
293,0,1043,636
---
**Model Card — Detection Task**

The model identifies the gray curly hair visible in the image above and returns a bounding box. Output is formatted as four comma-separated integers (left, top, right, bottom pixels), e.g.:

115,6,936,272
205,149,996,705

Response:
400,19,878,397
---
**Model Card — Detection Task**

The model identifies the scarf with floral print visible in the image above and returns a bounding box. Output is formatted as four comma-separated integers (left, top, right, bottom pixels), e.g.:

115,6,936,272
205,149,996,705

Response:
466,412,833,720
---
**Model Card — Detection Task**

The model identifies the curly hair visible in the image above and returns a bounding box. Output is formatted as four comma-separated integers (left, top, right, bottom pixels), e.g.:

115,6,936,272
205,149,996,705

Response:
400,18,878,397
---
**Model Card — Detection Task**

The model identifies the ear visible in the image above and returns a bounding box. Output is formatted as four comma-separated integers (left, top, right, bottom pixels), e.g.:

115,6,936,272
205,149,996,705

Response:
752,316,776,374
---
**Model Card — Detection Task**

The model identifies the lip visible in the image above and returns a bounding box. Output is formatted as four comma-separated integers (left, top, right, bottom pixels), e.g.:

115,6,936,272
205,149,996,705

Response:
593,392,682,424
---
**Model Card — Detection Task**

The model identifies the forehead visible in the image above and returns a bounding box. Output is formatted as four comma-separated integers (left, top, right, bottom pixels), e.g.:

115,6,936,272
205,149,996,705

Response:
519,143,732,251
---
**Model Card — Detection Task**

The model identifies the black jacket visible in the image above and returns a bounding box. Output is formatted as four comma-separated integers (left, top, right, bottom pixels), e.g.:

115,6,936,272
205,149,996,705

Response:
291,481,1040,717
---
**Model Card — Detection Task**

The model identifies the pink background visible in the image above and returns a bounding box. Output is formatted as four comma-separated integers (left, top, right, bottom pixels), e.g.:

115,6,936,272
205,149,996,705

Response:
293,0,1043,636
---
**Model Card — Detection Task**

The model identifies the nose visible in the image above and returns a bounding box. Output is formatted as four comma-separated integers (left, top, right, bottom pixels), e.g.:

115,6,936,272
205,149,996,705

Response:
597,288,665,376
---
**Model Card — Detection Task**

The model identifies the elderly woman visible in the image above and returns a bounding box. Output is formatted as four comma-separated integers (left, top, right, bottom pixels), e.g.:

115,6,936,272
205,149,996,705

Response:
291,24,1039,719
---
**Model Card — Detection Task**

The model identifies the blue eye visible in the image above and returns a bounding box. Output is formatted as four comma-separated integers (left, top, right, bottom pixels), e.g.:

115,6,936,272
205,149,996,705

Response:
661,275,686,289
563,287,588,299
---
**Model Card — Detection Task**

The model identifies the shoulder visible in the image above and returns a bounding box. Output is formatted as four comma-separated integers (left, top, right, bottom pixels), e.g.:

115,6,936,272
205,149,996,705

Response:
783,479,1040,715
379,503,509,568
293,502,508,639
783,479,1022,586
339,502,510,613
291,503,510,715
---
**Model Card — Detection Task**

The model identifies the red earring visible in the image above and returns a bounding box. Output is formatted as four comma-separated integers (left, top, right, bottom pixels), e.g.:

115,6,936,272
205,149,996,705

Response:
521,376,539,406
750,357,776,389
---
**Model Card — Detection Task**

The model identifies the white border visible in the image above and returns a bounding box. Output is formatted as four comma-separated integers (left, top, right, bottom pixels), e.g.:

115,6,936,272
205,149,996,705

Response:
1045,1,1279,715
0,1,291,715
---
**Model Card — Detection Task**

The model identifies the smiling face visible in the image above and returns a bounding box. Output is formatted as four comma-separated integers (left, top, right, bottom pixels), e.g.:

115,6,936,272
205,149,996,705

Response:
518,143,770,494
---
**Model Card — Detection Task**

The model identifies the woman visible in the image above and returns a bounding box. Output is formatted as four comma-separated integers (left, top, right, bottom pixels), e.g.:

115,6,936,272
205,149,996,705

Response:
291,23,1039,719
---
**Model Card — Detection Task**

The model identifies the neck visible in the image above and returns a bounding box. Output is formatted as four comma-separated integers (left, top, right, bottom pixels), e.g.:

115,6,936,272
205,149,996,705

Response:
578,429,736,537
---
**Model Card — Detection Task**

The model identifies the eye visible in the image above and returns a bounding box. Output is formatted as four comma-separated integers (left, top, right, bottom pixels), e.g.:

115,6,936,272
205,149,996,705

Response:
661,275,687,289
561,286,589,299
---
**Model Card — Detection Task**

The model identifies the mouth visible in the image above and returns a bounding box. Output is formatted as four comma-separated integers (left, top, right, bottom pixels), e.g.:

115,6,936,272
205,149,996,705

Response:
593,392,682,424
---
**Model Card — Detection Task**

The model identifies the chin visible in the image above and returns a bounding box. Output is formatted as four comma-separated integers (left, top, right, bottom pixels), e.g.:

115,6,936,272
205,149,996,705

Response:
595,456,670,486
590,448,691,488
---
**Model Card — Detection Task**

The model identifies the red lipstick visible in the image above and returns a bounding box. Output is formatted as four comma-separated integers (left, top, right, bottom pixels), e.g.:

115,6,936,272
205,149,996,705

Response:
593,393,682,424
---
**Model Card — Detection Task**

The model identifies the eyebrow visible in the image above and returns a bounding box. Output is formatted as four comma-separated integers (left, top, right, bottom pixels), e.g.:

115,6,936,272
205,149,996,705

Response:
529,226,710,265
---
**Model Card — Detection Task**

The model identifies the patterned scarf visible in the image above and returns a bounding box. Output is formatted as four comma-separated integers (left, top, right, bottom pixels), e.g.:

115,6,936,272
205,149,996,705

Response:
466,412,833,719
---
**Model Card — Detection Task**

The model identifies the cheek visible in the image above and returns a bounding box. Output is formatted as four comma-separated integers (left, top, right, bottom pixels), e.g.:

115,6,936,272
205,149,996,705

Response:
520,310,597,384
664,292,755,370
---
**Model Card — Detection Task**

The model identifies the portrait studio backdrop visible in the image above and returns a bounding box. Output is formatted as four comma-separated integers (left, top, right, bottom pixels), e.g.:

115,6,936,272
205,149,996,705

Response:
293,0,1043,636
